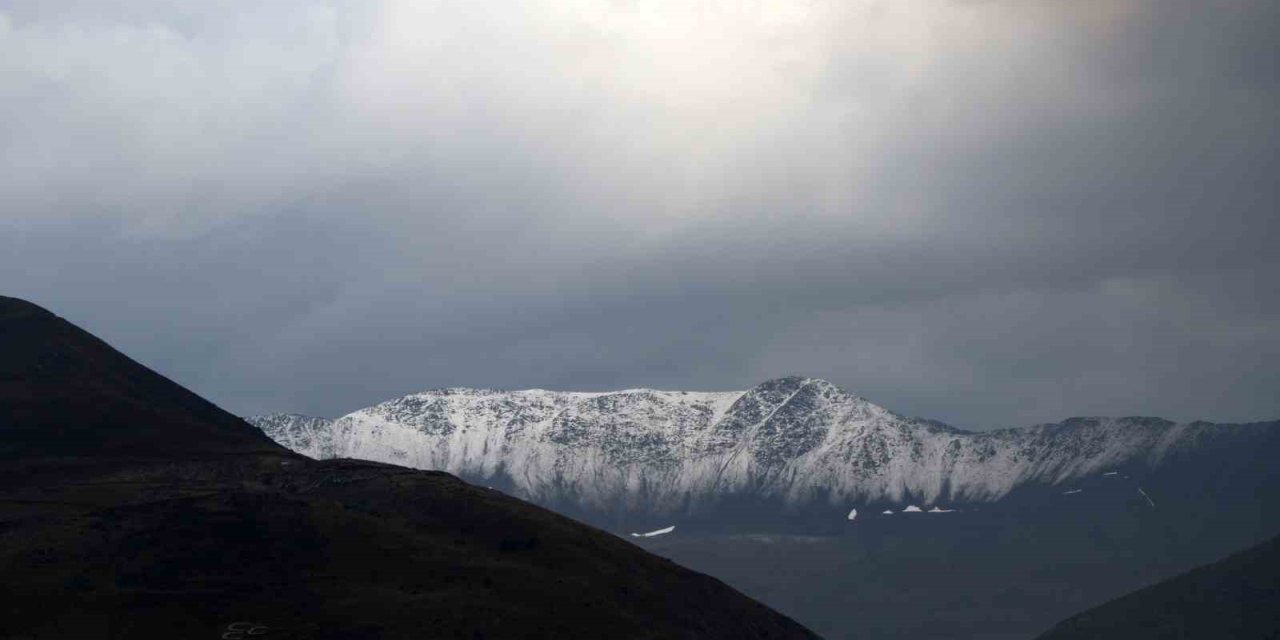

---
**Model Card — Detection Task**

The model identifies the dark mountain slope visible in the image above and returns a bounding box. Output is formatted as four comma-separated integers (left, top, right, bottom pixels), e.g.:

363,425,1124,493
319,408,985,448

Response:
0,297,816,640
0,295,280,462
1036,533,1280,640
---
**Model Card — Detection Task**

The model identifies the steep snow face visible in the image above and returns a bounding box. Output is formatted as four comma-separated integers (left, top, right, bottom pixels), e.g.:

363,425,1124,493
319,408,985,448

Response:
247,377,1229,517
247,414,335,459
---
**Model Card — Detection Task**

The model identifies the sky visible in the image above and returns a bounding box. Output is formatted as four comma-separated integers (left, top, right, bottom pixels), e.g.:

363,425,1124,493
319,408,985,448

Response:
1,0,1277,429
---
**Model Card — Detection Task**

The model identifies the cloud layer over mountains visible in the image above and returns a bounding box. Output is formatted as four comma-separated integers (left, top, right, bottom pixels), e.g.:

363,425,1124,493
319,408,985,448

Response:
2,0,1277,428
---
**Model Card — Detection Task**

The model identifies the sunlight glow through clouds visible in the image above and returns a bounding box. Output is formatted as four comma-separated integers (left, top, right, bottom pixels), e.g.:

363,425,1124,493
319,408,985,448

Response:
2,0,1277,427
3,0,1138,237
341,0,950,217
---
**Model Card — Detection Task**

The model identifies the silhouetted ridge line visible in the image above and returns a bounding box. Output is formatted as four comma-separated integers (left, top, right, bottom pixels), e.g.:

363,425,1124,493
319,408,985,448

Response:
0,296,283,460
1036,533,1280,639
0,295,817,639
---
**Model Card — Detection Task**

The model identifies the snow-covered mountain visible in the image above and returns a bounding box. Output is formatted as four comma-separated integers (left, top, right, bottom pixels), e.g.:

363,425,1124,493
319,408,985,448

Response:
247,377,1272,528
246,413,336,458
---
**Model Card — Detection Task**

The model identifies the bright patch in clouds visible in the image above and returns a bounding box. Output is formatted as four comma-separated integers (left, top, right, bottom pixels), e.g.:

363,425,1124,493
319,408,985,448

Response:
2,0,1276,429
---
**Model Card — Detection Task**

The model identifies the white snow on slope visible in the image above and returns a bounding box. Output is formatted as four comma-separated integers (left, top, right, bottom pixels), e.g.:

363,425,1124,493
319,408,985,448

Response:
882,510,894,515
1063,489,1083,495
902,505,923,513
631,526,676,538
1138,487,1156,508
248,377,1223,518
847,508,858,521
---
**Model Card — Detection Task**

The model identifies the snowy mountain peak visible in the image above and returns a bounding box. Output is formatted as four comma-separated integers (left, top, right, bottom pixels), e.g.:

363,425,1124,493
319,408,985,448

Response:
247,378,1268,525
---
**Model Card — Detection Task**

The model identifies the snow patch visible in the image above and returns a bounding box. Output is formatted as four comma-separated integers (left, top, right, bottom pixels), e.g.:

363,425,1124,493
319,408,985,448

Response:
881,510,894,515
1137,487,1156,508
1102,472,1119,477
631,525,676,538
847,508,858,521
1063,489,1082,495
902,505,923,513
928,506,955,513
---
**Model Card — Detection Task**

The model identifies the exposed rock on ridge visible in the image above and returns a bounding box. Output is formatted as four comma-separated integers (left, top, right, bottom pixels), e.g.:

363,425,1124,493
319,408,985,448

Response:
250,376,1253,521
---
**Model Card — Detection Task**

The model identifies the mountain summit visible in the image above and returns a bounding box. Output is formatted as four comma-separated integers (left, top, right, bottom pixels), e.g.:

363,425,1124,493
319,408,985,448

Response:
0,297,816,639
251,376,1280,531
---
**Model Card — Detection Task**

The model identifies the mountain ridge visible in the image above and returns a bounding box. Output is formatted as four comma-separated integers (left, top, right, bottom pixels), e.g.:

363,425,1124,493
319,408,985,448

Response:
0,294,283,463
1035,532,1280,639
248,376,1276,529
0,295,817,639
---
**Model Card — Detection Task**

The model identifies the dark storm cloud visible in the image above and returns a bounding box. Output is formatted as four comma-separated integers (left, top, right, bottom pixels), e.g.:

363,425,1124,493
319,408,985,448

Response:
1,0,1277,428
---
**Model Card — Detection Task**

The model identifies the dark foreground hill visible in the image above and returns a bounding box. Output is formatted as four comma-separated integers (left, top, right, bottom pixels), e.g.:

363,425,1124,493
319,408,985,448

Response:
0,296,816,640
1035,533,1280,640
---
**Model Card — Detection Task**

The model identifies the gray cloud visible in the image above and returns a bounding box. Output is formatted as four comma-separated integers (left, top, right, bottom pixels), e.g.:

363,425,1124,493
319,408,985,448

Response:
1,0,1277,428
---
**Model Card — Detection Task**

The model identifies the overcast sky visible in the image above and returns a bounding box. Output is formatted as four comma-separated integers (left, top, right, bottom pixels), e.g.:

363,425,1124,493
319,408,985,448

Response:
2,0,1277,429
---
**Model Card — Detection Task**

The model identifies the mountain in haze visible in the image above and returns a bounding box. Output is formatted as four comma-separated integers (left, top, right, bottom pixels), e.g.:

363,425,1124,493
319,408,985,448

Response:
248,377,1280,531
1035,532,1280,639
0,296,816,639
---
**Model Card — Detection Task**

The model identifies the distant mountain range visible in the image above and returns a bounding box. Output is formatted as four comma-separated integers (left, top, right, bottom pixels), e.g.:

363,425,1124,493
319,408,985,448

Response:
248,377,1279,531
249,378,1280,638
6,292,1274,639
